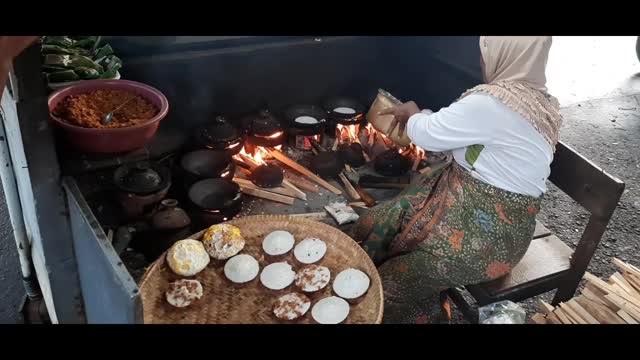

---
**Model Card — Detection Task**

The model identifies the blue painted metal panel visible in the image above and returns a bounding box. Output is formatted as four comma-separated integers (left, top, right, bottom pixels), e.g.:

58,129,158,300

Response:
63,178,142,324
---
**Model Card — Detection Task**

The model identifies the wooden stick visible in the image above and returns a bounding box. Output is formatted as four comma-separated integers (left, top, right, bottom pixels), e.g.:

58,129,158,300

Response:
559,302,588,324
349,201,367,208
233,178,298,199
332,137,340,152
610,272,640,298
529,313,547,324
584,284,620,310
238,186,295,205
538,299,555,315
362,150,371,162
617,310,639,324
613,258,640,277
268,148,342,195
338,172,361,201
281,179,307,201
553,307,574,324
575,296,626,324
625,274,640,294
567,300,600,324
284,176,319,193
288,212,327,221
605,293,640,321
584,272,640,309
546,312,562,324
238,154,260,170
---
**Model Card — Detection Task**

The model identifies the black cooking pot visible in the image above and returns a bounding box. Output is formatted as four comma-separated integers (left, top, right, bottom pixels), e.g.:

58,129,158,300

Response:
188,178,243,227
113,162,172,218
179,149,236,190
192,115,245,156
283,104,328,136
242,109,285,148
322,97,366,128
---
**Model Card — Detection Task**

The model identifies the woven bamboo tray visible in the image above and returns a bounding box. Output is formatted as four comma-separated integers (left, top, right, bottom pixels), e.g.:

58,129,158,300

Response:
139,215,383,324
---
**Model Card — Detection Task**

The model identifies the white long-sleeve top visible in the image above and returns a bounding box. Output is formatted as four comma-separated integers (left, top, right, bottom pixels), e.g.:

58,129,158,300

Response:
406,93,553,197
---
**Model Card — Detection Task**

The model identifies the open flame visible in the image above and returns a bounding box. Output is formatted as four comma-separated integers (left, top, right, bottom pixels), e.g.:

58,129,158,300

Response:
233,145,282,167
336,124,361,144
255,131,284,139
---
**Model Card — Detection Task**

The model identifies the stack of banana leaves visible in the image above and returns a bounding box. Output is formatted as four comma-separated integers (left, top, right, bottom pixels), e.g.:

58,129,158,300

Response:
41,36,123,85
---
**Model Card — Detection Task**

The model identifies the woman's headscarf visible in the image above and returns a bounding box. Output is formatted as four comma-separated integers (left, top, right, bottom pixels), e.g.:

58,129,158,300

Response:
460,36,563,150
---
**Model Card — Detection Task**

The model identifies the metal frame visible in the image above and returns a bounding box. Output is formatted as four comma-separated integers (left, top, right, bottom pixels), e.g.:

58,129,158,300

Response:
7,46,86,323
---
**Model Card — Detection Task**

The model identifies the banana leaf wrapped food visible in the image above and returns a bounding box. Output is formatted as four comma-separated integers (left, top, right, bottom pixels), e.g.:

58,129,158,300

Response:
40,36,122,85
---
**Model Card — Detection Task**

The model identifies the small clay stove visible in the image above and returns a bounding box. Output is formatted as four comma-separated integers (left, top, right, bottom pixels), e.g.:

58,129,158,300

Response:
113,161,172,219
283,104,327,151
191,115,245,156
187,178,243,228
179,149,236,190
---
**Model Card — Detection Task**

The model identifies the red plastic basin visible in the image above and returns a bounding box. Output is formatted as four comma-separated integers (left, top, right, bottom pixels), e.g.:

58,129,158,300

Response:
48,79,169,154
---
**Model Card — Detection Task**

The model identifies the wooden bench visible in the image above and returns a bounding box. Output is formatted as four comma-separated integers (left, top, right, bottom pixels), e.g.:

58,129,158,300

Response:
448,141,625,322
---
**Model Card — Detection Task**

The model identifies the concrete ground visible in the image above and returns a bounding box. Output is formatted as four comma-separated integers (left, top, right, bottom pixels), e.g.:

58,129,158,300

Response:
1,36,638,323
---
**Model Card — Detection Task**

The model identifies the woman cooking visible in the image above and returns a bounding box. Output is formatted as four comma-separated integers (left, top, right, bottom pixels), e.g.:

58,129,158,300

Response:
351,36,562,324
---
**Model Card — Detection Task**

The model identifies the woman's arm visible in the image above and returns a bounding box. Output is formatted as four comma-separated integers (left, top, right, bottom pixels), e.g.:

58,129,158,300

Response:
406,94,494,152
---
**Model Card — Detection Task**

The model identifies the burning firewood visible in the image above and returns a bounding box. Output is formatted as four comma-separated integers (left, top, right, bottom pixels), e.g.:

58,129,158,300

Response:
267,148,342,195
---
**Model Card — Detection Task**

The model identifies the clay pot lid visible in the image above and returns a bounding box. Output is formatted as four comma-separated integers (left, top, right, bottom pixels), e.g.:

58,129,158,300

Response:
194,115,245,149
243,109,283,136
151,199,191,230
113,162,171,195
180,149,232,178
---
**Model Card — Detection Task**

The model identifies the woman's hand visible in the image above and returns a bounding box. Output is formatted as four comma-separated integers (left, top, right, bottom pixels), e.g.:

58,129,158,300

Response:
378,101,420,136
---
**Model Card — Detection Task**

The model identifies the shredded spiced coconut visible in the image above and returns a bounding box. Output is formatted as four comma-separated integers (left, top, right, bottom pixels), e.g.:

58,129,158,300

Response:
54,89,158,129
273,293,311,320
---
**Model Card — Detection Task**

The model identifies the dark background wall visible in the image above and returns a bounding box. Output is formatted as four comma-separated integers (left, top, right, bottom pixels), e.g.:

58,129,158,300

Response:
109,36,482,132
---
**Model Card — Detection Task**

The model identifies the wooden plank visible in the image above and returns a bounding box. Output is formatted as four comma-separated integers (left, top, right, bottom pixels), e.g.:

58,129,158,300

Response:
559,302,588,324
238,186,295,205
281,179,307,201
233,178,298,198
338,172,361,201
268,149,342,195
529,313,547,324
617,310,639,324
567,299,600,324
477,234,572,295
283,176,319,193
575,296,626,324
